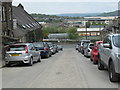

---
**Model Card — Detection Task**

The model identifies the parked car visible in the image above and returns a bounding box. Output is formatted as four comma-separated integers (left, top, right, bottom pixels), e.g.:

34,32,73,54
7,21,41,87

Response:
33,42,52,58
5,43,41,66
58,45,63,51
98,34,120,82
75,44,79,50
81,41,90,54
84,43,94,58
53,44,59,53
47,43,56,54
78,40,91,53
90,41,103,64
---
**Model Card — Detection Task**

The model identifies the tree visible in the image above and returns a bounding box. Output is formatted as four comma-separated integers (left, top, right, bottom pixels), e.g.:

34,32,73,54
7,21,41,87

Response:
67,27,79,39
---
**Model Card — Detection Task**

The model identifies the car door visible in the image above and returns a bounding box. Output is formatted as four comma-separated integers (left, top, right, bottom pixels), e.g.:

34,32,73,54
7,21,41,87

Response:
29,44,37,61
100,36,108,61
103,36,112,65
33,44,40,60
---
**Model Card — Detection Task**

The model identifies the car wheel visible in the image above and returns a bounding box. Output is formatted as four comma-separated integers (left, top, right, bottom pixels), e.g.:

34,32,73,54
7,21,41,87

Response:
28,58,33,66
109,61,119,82
46,53,49,58
37,56,41,62
49,53,52,57
98,57,104,70
90,56,93,61
93,60,97,64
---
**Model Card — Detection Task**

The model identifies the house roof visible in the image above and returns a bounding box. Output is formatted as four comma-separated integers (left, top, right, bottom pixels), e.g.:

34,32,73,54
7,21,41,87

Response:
12,4,42,32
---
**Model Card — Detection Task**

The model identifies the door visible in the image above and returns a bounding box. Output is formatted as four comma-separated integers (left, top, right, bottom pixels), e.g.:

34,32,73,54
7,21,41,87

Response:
102,36,111,65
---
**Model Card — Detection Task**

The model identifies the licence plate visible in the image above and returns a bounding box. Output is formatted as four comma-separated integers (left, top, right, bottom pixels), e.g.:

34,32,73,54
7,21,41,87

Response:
11,54,20,56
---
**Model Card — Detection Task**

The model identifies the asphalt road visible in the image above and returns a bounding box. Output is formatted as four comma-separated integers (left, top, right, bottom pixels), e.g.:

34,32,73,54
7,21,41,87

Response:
2,46,120,88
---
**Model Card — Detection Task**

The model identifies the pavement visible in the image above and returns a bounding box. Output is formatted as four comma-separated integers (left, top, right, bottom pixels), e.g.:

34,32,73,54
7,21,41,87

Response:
2,46,120,88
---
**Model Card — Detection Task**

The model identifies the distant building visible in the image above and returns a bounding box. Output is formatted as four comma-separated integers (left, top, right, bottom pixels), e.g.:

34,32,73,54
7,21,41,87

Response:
64,17,115,27
48,33,68,39
12,4,42,42
77,28,103,36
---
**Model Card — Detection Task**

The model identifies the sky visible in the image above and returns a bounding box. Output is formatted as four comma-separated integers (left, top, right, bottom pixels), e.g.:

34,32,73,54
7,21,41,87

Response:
12,0,120,14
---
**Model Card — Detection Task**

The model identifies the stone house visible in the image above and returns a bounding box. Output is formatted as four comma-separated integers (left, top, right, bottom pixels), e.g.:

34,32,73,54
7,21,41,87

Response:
12,4,42,43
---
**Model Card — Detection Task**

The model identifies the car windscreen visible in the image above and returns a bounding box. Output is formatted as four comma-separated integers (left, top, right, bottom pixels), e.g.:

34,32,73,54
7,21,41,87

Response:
83,43,89,48
7,45,26,51
90,44,94,47
113,36,120,48
34,43,44,47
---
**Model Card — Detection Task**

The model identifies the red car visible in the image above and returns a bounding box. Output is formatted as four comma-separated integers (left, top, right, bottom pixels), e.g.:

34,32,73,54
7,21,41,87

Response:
90,41,103,64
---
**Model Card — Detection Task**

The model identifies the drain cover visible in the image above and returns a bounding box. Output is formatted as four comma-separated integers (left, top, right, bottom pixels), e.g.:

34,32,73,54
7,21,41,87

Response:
56,72,62,75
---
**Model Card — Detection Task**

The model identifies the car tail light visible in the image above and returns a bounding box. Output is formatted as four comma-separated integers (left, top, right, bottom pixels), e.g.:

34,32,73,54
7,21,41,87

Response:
44,48,47,51
25,46,28,53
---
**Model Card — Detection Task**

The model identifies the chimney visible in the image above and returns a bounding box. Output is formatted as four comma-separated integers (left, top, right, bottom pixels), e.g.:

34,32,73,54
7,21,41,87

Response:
18,3,24,10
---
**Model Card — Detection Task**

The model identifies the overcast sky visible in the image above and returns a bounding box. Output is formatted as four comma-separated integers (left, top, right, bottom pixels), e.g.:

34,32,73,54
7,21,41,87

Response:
12,0,119,14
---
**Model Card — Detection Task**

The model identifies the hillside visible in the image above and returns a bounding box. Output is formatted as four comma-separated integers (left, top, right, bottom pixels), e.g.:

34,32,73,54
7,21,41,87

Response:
98,10,119,16
56,13,100,17
31,13,83,23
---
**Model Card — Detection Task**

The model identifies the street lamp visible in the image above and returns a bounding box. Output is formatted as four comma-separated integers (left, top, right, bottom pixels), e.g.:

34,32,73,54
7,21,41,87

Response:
85,22,87,40
85,22,90,40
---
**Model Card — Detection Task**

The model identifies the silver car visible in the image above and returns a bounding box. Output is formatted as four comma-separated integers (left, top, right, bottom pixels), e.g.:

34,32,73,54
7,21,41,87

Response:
98,34,120,82
84,43,94,58
5,43,41,66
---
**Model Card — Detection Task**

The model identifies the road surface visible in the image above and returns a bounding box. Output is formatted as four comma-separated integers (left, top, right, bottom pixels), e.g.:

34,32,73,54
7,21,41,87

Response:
2,46,120,88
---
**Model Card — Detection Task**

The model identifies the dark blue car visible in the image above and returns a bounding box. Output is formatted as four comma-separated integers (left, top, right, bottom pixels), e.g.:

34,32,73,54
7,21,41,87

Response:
33,42,52,58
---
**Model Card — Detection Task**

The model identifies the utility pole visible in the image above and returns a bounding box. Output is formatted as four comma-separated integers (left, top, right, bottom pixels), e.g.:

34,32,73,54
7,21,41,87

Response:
85,22,88,40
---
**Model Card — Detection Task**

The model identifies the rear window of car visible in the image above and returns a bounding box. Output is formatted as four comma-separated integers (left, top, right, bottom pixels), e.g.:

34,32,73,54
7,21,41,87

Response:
90,44,94,46
7,45,26,51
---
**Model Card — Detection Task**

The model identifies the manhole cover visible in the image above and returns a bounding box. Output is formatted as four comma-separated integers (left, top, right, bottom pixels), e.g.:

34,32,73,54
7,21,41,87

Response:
56,72,62,75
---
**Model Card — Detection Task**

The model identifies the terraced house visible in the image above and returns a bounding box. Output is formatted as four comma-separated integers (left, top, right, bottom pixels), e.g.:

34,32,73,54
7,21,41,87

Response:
12,4,42,43
100,17,120,40
0,1,18,45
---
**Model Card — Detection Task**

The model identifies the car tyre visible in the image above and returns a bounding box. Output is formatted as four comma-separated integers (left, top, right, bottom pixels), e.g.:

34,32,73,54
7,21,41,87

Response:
46,53,49,58
37,56,41,62
98,58,104,70
109,61,119,82
90,57,93,61
28,58,33,66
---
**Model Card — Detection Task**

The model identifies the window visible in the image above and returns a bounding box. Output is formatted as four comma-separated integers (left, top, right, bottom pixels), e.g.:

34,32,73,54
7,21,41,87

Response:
2,6,5,21
103,36,112,48
103,36,109,44
29,44,35,50
0,5,2,21
9,7,12,20
7,45,26,51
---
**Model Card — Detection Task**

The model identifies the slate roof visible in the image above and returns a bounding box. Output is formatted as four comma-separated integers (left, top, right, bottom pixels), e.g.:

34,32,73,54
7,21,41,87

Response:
12,4,42,34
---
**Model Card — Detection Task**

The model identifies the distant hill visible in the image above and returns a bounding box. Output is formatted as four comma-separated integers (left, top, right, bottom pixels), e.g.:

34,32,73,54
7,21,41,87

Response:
56,13,101,17
98,10,119,16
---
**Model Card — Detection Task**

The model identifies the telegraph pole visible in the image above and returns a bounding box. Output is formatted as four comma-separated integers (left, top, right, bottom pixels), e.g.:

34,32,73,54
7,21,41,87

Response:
86,22,87,40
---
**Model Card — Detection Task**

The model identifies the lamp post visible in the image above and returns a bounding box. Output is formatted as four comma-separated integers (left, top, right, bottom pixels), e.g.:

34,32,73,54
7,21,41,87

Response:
85,22,90,40
85,22,87,40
